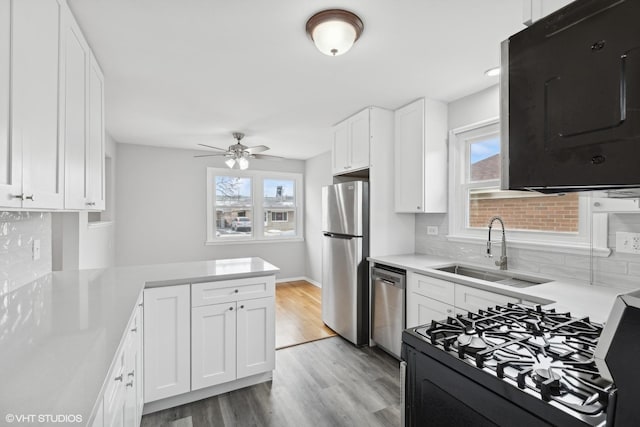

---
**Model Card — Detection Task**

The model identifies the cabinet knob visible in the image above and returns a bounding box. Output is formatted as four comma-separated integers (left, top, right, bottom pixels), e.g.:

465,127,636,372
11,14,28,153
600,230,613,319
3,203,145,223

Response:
234,289,239,293
114,374,123,382
239,305,244,309
229,306,234,311
130,327,137,333
417,206,421,210
86,202,96,206
446,309,453,314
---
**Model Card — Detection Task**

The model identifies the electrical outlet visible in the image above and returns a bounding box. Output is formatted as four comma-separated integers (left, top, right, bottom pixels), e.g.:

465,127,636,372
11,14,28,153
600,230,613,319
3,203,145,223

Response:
427,226,439,236
616,232,640,254
32,239,41,261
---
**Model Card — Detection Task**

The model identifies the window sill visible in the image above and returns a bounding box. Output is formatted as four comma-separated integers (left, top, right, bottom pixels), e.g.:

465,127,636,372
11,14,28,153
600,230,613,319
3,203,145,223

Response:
446,234,611,258
205,237,304,246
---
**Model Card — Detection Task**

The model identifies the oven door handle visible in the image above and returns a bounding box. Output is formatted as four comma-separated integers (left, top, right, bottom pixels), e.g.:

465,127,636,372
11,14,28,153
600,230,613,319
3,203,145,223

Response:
400,360,407,427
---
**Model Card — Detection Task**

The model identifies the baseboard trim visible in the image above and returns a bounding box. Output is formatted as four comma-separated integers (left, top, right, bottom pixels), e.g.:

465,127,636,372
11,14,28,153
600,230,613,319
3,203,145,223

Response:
276,276,322,288
142,371,273,415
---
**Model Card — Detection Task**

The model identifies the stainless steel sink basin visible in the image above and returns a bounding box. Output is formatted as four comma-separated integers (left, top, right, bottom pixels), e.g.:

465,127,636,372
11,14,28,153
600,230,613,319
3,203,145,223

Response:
435,264,549,288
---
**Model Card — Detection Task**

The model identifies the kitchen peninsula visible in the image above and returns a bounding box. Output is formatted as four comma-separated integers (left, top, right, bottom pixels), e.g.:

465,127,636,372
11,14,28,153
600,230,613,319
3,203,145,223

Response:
0,257,278,426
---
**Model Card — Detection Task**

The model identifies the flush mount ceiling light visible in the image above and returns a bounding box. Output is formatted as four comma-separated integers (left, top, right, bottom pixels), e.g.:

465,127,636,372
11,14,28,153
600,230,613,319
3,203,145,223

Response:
306,9,364,56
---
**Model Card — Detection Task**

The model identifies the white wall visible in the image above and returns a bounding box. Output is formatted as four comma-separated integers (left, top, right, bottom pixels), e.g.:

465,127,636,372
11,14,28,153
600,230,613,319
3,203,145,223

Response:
415,84,640,289
304,151,332,284
0,211,52,296
115,143,306,279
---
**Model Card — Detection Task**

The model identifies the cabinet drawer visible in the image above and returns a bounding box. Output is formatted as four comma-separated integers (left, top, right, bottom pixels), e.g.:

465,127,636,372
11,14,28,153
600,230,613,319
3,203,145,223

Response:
455,284,519,313
192,276,275,307
408,272,455,305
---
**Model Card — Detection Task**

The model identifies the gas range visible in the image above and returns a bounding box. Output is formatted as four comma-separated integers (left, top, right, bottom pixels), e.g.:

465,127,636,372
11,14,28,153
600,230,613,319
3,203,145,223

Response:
401,302,626,426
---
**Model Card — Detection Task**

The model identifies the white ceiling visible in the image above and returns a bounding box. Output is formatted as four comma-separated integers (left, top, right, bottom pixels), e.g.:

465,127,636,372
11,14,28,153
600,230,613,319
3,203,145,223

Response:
67,0,525,160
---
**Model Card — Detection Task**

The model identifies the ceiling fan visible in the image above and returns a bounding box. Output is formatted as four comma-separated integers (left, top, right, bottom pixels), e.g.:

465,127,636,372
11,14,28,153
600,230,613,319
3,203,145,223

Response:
194,132,283,170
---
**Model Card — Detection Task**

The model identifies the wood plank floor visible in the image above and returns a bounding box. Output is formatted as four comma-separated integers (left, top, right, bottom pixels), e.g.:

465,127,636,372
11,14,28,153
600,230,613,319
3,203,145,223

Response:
141,336,401,427
275,280,336,349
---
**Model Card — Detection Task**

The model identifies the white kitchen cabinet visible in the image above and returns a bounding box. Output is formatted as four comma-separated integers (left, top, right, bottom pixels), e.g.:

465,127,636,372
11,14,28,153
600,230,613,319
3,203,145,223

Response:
191,302,237,390
87,53,105,210
191,277,275,391
394,98,448,213
407,271,519,327
455,284,519,313
143,285,190,403
236,296,275,379
61,4,90,209
0,0,11,205
134,300,144,420
523,0,574,25
332,108,372,175
103,340,126,427
0,0,64,209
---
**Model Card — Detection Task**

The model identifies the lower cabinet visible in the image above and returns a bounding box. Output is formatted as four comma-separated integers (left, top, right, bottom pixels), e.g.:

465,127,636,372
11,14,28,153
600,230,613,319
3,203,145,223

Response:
143,285,191,403
103,293,144,427
144,275,276,406
407,271,518,328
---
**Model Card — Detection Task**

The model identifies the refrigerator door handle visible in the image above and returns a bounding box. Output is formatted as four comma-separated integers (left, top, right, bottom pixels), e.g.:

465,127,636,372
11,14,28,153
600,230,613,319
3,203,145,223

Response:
323,232,354,239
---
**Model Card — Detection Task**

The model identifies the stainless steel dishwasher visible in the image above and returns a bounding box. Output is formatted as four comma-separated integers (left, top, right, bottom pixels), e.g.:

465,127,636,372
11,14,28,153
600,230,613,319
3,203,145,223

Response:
371,264,406,358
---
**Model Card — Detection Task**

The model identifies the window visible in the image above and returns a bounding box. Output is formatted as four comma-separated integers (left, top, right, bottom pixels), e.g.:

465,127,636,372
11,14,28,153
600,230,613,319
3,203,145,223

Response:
206,168,303,243
449,119,607,254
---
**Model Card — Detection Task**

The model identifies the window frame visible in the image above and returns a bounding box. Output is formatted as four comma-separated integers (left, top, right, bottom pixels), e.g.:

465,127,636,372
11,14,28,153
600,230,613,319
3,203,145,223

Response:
448,118,610,257
206,168,303,244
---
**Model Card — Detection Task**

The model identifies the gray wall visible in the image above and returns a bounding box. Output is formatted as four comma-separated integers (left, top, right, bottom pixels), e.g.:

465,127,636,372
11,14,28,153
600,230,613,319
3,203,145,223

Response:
304,151,332,284
415,85,640,289
114,143,307,279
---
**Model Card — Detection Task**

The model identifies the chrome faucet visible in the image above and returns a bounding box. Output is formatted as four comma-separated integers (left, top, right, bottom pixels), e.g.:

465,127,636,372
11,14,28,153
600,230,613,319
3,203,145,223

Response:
487,216,508,270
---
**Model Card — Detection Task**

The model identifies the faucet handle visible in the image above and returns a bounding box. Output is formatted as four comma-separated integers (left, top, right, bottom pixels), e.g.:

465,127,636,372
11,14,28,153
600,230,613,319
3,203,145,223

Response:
486,241,493,257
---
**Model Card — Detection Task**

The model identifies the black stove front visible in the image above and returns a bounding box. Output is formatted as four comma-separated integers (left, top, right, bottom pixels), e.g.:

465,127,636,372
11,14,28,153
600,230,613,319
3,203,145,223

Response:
402,303,616,427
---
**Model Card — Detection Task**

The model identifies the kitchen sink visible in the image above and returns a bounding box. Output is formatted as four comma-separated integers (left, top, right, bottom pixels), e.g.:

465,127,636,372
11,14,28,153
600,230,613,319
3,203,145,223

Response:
435,264,549,288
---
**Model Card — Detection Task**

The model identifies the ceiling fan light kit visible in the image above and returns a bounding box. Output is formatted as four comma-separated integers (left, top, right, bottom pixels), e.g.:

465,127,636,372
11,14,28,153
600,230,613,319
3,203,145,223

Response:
306,9,364,56
195,132,283,169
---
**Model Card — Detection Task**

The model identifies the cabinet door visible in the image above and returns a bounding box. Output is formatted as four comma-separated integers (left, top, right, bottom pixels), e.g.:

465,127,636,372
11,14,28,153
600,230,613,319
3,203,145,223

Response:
103,345,126,427
62,8,89,209
407,272,455,305
0,0,20,207
191,302,237,390
407,292,455,329
455,284,519,313
134,299,144,420
87,54,105,210
123,331,137,427
143,285,190,403
236,297,275,379
332,121,349,174
395,99,424,212
12,0,64,209
348,109,370,171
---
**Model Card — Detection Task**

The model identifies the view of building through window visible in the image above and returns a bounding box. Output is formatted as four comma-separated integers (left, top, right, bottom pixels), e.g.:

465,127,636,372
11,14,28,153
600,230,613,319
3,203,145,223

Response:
263,178,296,237
215,176,253,238
466,133,579,233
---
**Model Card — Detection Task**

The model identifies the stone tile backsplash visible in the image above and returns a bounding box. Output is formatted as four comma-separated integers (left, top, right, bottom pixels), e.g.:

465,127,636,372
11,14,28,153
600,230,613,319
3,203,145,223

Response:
0,211,52,296
416,212,640,290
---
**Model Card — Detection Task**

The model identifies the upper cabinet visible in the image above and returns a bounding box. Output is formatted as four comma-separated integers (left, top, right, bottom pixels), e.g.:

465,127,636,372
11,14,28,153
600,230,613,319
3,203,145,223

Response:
0,0,65,209
0,0,105,211
332,108,372,175
394,98,448,213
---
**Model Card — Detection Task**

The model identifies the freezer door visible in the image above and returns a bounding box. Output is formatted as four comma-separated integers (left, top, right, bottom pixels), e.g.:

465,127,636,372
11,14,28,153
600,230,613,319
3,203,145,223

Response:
322,233,364,345
321,181,366,236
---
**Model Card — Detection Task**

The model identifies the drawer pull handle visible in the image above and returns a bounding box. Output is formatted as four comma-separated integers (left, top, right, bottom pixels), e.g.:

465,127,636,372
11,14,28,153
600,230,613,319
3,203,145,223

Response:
130,327,137,333
126,381,134,388
128,371,135,378
114,374,123,382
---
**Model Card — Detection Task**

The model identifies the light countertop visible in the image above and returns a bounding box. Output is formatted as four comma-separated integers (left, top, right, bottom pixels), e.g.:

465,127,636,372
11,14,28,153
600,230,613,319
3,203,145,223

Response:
369,254,640,325
0,257,278,426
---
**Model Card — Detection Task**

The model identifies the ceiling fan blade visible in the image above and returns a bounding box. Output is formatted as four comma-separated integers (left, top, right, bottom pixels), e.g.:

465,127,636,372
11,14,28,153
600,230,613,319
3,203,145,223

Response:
245,145,269,154
193,153,228,158
253,153,285,160
197,143,228,152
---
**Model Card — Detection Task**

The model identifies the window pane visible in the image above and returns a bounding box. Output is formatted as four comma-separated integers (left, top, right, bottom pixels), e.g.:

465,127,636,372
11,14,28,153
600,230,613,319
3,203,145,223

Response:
468,189,579,233
215,176,252,238
263,179,296,237
469,137,500,182
263,179,295,207
215,176,252,206
215,208,253,238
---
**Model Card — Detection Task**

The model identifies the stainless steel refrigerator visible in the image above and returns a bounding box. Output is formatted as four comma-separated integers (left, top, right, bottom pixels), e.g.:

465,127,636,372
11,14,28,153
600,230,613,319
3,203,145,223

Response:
321,181,369,346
